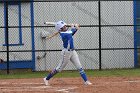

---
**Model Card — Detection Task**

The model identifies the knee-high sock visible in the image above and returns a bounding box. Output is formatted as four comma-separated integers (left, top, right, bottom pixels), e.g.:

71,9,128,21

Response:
79,68,88,82
46,69,58,80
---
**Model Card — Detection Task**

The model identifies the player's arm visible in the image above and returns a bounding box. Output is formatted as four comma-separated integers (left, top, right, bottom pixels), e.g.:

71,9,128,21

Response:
71,24,80,36
47,31,60,39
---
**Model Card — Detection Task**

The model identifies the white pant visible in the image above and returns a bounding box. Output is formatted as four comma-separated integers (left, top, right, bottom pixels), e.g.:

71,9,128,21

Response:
56,49,82,72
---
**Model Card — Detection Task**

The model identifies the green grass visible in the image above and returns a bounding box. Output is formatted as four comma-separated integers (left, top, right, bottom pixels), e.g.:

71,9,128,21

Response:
0,68,140,79
87,68,140,77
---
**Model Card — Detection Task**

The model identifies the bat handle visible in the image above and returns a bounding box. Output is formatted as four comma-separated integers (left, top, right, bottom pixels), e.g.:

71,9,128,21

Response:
66,24,72,26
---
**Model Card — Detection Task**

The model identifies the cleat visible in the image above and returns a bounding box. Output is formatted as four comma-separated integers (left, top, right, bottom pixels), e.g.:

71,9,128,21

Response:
43,78,50,86
84,81,92,85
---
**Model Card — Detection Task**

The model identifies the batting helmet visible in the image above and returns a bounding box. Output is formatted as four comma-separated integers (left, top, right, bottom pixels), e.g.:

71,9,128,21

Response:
55,21,67,31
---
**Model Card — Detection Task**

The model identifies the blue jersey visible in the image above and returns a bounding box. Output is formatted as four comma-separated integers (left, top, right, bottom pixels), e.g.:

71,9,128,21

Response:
59,28,77,49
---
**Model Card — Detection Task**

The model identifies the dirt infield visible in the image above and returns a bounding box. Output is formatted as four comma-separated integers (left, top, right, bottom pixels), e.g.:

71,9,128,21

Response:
0,77,140,93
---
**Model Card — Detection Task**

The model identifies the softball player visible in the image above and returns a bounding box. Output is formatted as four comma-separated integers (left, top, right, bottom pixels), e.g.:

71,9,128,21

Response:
43,21,92,85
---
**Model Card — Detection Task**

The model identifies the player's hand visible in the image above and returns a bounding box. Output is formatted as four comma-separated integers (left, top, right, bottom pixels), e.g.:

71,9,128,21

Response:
74,24,80,30
71,24,75,28
75,24,80,27
46,36,51,40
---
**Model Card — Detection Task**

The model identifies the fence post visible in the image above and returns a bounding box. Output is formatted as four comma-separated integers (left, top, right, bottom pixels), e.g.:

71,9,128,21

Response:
5,1,9,74
98,0,102,71
30,0,36,71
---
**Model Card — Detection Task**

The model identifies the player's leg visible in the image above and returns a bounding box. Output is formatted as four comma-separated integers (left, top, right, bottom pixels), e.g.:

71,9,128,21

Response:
70,50,92,85
70,50,87,81
43,68,57,85
44,49,70,85
56,49,71,72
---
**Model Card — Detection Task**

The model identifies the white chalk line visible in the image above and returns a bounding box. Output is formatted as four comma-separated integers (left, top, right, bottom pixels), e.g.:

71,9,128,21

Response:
0,86,51,89
88,80,140,87
0,86,78,93
0,82,44,85
124,80,140,83
56,87,78,93
104,80,140,84
0,86,53,92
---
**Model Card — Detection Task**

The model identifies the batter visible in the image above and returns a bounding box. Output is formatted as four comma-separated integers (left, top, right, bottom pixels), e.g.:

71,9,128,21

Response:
43,21,92,85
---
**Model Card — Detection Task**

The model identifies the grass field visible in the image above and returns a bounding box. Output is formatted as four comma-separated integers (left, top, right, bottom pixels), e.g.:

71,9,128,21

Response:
0,68,140,79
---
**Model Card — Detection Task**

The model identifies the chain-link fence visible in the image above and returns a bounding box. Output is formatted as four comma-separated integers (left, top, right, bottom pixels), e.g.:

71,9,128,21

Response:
0,0,139,74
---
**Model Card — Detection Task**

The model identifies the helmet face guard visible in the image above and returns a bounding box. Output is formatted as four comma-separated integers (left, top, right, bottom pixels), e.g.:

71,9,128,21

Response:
55,21,67,31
